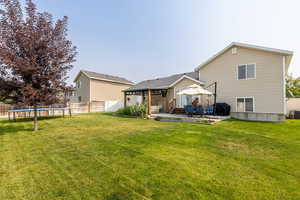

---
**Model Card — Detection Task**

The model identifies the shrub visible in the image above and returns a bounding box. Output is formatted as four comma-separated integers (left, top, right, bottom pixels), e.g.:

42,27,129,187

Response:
154,116,162,121
116,103,148,118
117,106,132,116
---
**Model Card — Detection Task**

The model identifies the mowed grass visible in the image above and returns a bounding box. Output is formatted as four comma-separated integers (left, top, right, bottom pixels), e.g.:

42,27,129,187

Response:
0,113,300,200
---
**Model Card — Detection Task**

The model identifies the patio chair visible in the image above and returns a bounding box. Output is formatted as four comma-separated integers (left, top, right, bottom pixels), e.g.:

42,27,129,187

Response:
195,106,204,116
184,105,194,117
205,106,214,115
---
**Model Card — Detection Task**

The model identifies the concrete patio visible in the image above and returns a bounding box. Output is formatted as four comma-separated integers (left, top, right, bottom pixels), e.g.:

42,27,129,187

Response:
150,113,231,124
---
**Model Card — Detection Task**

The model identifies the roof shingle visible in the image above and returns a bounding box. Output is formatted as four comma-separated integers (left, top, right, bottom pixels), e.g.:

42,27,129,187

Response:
80,70,134,85
125,72,201,91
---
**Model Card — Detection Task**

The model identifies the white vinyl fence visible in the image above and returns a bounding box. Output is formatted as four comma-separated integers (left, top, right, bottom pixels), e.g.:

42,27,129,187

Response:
0,100,124,118
70,101,105,114
287,98,300,116
70,100,123,114
0,104,13,118
104,100,124,112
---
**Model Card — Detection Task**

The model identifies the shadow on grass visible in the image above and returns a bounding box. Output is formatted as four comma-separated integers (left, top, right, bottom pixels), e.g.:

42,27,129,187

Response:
0,116,66,135
0,122,32,135
3,116,64,123
103,112,140,119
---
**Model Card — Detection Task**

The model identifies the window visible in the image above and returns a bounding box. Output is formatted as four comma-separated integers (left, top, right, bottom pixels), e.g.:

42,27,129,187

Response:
247,64,255,79
236,97,254,112
177,95,193,108
237,64,256,80
238,65,246,80
237,98,245,112
179,95,192,108
77,81,81,88
232,47,237,54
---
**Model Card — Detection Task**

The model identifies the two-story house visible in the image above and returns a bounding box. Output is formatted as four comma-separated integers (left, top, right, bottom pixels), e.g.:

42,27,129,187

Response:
124,42,293,121
73,70,134,103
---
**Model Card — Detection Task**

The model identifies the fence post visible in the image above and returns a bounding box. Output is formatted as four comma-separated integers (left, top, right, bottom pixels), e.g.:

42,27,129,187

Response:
88,102,91,113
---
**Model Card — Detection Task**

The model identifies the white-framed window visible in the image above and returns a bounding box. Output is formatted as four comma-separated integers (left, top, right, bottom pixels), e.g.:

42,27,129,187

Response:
237,64,256,80
232,47,237,54
236,97,254,112
77,81,81,88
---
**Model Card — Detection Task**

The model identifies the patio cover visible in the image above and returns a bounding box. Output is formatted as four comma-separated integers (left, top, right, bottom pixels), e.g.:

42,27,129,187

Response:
177,84,213,95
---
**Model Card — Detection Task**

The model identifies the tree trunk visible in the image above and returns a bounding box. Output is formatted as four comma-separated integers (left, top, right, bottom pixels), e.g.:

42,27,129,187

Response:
34,105,38,131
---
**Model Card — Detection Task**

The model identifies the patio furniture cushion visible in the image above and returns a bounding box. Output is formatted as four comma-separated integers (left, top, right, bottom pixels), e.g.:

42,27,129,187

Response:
195,106,204,115
205,106,214,115
184,105,194,115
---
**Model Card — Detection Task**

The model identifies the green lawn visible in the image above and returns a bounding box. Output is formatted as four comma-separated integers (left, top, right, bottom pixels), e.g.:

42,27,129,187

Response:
1,114,300,200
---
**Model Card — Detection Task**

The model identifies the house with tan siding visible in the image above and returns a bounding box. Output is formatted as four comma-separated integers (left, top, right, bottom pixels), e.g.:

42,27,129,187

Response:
72,70,134,104
125,42,293,121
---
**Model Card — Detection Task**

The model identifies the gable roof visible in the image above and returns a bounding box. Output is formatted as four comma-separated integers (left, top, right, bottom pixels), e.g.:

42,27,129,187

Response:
195,42,294,71
74,70,134,85
125,72,204,91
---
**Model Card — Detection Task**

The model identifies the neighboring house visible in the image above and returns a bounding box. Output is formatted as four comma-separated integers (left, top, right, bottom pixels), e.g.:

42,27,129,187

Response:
125,42,293,121
73,70,134,103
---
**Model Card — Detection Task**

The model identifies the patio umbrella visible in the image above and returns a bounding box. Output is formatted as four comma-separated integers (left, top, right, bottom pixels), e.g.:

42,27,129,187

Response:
177,84,213,95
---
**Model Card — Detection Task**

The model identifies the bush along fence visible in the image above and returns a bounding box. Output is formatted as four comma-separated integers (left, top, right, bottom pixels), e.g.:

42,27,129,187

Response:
116,103,148,118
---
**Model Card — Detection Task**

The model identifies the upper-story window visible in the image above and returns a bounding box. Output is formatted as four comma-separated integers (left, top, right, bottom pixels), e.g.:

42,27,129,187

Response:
77,80,81,88
237,64,256,80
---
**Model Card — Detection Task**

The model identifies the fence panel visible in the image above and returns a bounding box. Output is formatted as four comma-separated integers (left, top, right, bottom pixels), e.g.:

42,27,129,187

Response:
69,103,89,114
0,104,13,118
0,101,108,118
69,101,105,114
104,100,123,112
287,98,300,116
90,101,105,112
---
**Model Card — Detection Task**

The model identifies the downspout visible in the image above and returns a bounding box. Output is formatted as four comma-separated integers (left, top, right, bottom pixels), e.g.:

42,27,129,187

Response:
283,56,287,115
89,79,92,102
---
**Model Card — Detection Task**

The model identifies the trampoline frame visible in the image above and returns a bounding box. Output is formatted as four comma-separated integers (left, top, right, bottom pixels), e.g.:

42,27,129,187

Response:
8,107,72,121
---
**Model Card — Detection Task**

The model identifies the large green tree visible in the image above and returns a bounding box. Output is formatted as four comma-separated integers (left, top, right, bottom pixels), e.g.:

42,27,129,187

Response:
286,75,300,98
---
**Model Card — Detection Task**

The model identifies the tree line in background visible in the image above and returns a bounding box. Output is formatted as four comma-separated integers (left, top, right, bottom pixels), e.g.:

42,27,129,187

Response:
0,0,77,130
286,75,300,98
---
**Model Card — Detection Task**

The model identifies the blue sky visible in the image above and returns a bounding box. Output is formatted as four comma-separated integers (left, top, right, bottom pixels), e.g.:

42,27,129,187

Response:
33,0,300,84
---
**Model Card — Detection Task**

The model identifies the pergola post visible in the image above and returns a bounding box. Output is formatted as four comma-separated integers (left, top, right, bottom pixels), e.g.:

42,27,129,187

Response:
142,91,145,104
147,89,151,115
124,92,127,107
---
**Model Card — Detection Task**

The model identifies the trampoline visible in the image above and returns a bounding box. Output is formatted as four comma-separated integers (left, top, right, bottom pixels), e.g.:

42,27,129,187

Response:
8,107,71,121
